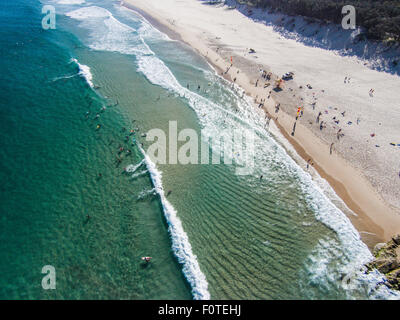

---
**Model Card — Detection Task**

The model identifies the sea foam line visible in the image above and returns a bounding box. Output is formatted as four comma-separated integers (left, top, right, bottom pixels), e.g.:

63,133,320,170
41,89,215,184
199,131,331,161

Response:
125,160,144,173
138,145,210,300
71,58,94,88
57,0,85,5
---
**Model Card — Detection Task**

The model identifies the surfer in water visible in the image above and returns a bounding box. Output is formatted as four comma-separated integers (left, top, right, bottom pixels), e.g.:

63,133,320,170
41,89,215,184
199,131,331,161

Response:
142,257,152,263
166,190,172,197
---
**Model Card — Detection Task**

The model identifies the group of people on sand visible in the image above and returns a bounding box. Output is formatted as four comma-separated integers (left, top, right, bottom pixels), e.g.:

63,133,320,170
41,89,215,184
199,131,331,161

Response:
260,69,272,81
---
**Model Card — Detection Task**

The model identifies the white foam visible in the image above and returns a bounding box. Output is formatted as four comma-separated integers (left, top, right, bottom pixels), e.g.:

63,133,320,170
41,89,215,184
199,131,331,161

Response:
117,4,173,42
57,0,85,5
125,160,144,173
71,58,93,87
51,73,78,82
302,237,400,299
137,188,156,200
67,6,111,19
66,6,152,56
131,170,148,179
139,145,210,300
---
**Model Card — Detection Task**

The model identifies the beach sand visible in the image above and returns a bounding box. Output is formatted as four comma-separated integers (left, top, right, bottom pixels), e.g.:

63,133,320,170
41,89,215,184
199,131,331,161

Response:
122,0,400,246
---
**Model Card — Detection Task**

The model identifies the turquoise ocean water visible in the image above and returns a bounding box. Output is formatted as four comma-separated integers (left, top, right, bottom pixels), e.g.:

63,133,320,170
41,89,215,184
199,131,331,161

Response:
0,0,399,300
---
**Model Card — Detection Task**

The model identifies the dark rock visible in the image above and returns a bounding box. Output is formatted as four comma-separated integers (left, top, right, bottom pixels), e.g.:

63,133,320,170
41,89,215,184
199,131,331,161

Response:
386,268,400,290
372,257,399,274
392,234,400,246
365,234,400,291
373,242,386,256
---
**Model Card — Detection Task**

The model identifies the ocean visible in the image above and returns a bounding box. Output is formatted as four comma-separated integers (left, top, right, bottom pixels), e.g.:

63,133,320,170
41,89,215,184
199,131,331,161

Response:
0,0,398,300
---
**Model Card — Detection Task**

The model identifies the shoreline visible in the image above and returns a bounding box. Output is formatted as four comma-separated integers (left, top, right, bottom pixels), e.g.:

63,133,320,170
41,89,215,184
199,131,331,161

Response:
122,0,400,248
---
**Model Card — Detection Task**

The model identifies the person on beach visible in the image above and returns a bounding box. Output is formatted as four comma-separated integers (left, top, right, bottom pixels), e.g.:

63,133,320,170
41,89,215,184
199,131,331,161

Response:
266,116,271,127
316,112,322,123
330,143,334,155
333,117,340,124
291,121,296,136
337,129,343,140
296,107,302,120
369,88,375,97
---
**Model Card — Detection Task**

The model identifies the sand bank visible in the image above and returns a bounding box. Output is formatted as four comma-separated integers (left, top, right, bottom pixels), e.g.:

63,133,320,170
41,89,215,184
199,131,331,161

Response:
122,0,400,246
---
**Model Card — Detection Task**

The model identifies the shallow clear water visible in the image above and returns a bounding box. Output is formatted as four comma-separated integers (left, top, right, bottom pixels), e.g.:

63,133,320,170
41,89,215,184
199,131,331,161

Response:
0,0,398,300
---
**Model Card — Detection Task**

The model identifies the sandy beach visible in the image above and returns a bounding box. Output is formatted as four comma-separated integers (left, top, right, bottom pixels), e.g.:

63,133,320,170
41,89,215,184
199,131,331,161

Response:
123,0,400,246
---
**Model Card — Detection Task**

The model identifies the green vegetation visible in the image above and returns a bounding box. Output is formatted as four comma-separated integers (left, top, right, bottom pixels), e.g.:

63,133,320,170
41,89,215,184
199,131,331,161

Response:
240,0,400,42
